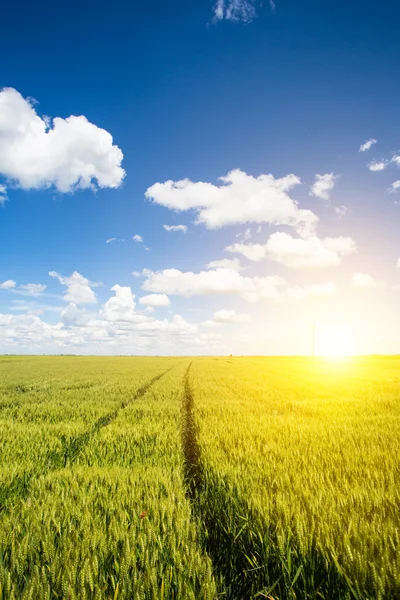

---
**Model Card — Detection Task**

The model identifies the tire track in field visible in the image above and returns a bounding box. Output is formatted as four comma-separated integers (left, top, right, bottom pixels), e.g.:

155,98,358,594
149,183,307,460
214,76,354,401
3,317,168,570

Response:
181,362,203,499
181,362,257,596
0,364,177,512
181,364,355,600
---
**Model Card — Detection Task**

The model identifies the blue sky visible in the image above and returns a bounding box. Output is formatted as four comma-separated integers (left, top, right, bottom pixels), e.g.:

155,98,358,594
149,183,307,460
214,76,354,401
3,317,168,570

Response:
1,0,400,355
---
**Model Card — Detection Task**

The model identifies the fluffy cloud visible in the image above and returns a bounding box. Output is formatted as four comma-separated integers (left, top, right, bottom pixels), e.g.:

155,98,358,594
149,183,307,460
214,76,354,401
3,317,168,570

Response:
0,88,125,196
206,258,243,271
0,313,70,347
213,0,257,22
391,155,400,166
163,224,188,233
212,309,250,323
0,273,339,354
49,271,97,304
309,173,337,201
145,169,318,235
368,160,388,172
359,138,377,152
226,242,267,262
0,305,209,354
61,303,90,326
388,181,400,193
351,273,378,288
139,293,171,307
0,280,16,290
226,232,357,269
100,285,140,323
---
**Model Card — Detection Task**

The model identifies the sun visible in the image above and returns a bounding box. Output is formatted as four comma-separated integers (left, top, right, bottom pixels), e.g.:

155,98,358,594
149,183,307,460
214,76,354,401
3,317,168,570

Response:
316,323,358,359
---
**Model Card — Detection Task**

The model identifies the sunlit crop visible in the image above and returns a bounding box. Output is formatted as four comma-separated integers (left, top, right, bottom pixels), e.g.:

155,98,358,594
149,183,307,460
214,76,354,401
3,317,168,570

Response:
0,355,399,599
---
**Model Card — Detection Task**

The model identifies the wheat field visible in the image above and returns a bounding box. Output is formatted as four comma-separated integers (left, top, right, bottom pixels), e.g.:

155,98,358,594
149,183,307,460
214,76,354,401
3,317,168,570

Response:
0,355,399,599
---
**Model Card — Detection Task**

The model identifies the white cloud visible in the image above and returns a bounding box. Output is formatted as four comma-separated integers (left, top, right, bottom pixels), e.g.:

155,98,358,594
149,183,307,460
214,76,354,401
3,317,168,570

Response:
106,238,117,243
0,88,125,196
0,273,341,354
61,303,90,326
213,0,225,20
227,232,357,269
140,266,335,304
0,313,70,347
141,266,285,302
18,283,47,296
163,224,187,233
49,271,97,304
359,138,377,152
226,242,267,262
0,305,210,354
213,0,257,22
309,173,338,201
206,258,243,271
0,280,16,290
132,234,149,251
388,180,400,193
212,309,250,323
0,184,7,204
391,155,400,166
139,293,171,308
1,282,49,297
90,280,103,289
368,160,388,172
351,273,378,288
335,205,350,218
146,169,318,235
100,284,139,323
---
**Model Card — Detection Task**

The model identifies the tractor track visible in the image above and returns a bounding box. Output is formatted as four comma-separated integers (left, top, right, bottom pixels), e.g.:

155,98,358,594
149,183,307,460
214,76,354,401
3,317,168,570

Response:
180,362,355,600
0,363,178,512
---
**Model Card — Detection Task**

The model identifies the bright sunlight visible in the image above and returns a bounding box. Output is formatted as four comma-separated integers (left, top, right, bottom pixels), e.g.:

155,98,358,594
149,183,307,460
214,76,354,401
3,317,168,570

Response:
316,323,358,359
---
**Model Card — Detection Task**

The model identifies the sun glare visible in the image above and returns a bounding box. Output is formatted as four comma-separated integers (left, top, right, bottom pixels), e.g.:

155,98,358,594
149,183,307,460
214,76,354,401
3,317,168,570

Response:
316,323,357,360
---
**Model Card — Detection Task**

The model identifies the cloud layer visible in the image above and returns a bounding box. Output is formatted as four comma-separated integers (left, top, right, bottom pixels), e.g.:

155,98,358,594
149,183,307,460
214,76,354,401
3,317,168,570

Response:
141,265,336,303
227,232,357,269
